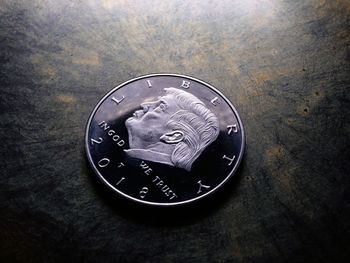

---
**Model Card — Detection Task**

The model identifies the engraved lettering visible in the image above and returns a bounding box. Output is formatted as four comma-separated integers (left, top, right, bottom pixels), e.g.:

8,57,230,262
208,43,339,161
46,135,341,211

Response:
117,162,125,168
139,187,149,199
227,124,238,135
197,180,211,194
165,189,172,196
90,137,103,145
152,176,160,183
98,158,110,168
98,121,110,131
138,162,178,200
144,168,152,175
151,175,178,200
140,161,148,169
211,97,220,106
112,95,125,105
161,185,170,192
140,161,153,175
98,121,125,148
181,80,190,89
156,180,164,187
146,80,152,88
169,193,178,200
117,140,125,146
223,154,236,166
116,177,125,185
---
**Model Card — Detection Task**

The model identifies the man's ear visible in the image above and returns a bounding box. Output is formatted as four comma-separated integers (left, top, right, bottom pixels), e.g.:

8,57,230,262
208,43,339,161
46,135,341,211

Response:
160,130,184,144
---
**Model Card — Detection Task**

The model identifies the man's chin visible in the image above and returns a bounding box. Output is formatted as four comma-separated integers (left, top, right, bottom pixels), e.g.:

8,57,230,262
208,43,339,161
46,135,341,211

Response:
125,117,136,128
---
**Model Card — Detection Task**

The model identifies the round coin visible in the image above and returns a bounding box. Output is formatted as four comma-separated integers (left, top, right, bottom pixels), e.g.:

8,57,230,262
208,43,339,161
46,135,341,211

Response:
85,74,245,206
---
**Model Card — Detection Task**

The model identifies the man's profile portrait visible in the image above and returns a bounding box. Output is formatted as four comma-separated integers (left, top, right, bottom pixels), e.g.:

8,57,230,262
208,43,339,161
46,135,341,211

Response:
124,87,219,171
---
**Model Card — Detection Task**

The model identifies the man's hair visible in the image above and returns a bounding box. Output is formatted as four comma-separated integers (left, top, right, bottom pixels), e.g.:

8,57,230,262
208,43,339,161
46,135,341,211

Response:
164,88,219,171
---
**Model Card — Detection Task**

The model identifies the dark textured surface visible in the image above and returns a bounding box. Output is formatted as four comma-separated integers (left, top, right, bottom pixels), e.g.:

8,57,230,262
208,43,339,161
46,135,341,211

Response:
0,0,349,262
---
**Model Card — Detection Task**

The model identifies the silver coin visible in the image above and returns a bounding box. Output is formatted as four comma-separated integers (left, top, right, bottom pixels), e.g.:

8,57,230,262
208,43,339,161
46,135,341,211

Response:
85,74,245,206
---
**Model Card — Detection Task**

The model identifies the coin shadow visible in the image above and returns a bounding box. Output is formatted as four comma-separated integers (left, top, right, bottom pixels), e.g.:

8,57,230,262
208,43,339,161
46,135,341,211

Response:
84,151,245,227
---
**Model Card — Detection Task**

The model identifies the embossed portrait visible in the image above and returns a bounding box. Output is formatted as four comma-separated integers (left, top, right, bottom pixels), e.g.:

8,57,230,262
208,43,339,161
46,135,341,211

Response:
124,88,219,171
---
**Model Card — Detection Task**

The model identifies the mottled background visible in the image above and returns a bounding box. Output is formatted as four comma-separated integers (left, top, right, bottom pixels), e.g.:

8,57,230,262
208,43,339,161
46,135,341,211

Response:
0,0,349,262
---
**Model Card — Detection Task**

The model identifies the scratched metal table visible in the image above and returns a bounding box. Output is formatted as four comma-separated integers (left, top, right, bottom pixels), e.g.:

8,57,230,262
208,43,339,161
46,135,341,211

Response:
1,0,349,262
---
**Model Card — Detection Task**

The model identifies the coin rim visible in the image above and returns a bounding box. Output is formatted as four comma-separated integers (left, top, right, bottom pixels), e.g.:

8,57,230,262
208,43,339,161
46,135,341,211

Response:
85,73,245,206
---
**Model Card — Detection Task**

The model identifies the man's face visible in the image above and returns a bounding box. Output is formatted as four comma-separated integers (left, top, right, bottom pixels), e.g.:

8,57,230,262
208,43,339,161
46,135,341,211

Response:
125,94,182,149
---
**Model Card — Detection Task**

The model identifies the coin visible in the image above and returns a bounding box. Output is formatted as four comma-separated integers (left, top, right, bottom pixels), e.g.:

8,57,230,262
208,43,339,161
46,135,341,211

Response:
85,74,245,206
